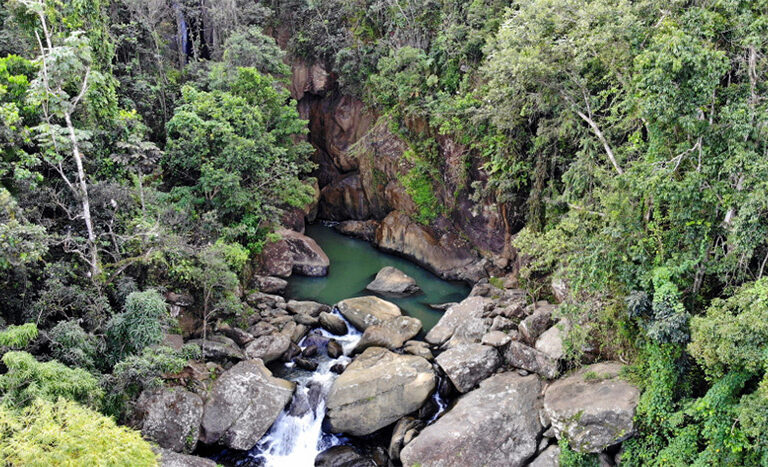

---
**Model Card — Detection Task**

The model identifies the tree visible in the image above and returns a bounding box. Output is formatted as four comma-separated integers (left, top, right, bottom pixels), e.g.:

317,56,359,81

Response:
106,289,169,363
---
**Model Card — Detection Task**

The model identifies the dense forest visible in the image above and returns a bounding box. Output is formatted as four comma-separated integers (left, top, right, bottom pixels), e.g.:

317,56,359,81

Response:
1,0,767,465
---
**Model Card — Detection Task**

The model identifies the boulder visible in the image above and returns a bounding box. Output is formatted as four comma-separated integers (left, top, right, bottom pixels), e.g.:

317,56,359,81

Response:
482,330,512,347
258,229,330,277
543,362,640,452
326,347,435,436
425,296,493,348
287,300,329,317
354,316,422,352
201,359,294,450
315,446,374,467
327,339,343,358
400,373,543,467
435,343,501,393
319,311,348,335
136,388,204,453
244,333,291,364
503,341,559,379
187,335,244,363
519,304,556,345
365,266,421,295
157,449,217,467
250,275,288,294
334,220,380,242
215,321,254,347
536,320,569,361
403,340,433,360
529,445,561,467
389,417,424,462
336,296,401,331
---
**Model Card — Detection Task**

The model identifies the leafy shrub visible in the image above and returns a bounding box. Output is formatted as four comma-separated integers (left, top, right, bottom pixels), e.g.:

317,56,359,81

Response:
0,323,37,349
0,351,103,408
107,289,169,363
48,320,103,372
0,398,157,466
400,165,441,224
558,437,599,467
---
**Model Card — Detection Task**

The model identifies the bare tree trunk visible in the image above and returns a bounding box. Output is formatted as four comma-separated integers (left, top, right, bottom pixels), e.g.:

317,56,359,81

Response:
575,109,623,175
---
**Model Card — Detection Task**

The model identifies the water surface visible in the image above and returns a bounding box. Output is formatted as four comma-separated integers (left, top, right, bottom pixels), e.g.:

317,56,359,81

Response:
287,223,470,331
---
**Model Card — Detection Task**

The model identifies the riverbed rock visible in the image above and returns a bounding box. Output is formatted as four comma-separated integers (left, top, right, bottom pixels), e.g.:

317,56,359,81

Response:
435,343,501,393
400,373,543,467
287,300,329,317
250,275,288,294
529,445,561,467
389,417,425,462
354,316,422,352
258,228,330,277
543,362,640,452
503,341,559,379
319,311,348,335
326,347,435,436
334,220,380,242
375,212,486,282
215,321,254,347
201,359,295,450
315,446,374,467
403,340,433,360
519,304,556,345
336,296,401,331
187,335,245,363
136,388,204,453
425,296,493,348
157,449,217,467
365,266,421,295
244,333,291,364
327,339,343,358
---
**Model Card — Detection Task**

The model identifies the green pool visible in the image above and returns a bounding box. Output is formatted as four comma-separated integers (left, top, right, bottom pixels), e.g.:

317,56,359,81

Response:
286,223,470,331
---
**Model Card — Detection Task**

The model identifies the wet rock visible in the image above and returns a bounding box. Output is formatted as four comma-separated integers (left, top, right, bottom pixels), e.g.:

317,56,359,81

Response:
482,330,512,347
327,339,343,358
157,448,217,467
354,316,422,353
529,445,561,467
201,360,294,450
334,220,380,242
258,228,330,277
519,304,556,345
326,347,435,436
250,275,288,294
503,341,559,379
543,362,640,453
365,266,421,296
536,320,569,362
302,345,318,357
319,312,348,335
400,373,543,467
287,300,330,317
244,333,291,364
428,302,457,311
136,388,203,453
294,313,320,327
302,332,330,352
336,296,401,331
283,342,302,361
425,296,493,348
315,446,374,467
295,357,319,371
435,343,501,393
389,417,424,462
330,363,347,374
187,335,245,363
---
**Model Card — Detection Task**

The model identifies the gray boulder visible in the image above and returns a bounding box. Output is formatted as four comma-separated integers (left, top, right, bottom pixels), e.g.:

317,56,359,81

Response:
536,320,569,361
354,316,422,352
481,330,512,347
400,373,543,467
188,335,244,363
244,333,291,363
403,340,433,360
136,388,204,453
319,311,348,335
504,341,559,379
366,266,421,295
529,445,561,467
286,299,329,317
201,359,295,450
157,449,217,467
425,296,493,348
336,296,401,331
326,347,435,436
543,362,640,452
250,275,288,294
519,304,556,345
259,228,330,277
389,417,424,462
435,343,501,393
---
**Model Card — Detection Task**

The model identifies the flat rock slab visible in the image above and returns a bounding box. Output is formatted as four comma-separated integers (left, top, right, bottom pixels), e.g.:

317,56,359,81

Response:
435,343,501,393
543,361,640,453
366,266,421,295
336,296,401,331
201,359,295,450
400,372,543,467
326,347,435,436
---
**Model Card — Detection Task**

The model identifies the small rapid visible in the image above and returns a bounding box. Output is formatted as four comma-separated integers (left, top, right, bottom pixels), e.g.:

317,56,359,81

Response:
243,311,362,466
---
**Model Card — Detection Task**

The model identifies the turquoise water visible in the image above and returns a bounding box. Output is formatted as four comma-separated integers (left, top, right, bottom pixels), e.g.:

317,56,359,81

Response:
287,223,470,331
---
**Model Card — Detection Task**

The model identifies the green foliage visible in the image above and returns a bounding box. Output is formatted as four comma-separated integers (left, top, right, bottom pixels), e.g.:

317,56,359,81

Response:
400,165,441,224
558,437,599,467
0,398,157,466
107,289,169,363
48,320,102,372
0,323,37,349
0,351,103,408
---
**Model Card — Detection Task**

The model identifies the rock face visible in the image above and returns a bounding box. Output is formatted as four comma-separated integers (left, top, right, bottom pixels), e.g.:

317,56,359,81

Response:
504,341,559,379
201,360,295,450
366,266,421,295
258,228,330,277
375,212,486,282
425,296,493,348
355,315,422,352
326,347,435,436
400,373,543,467
336,296,401,331
543,362,640,453
435,343,501,393
318,173,370,220
136,388,204,453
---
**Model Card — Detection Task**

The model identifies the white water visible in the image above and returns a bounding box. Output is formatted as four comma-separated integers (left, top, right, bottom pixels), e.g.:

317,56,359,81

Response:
248,311,362,466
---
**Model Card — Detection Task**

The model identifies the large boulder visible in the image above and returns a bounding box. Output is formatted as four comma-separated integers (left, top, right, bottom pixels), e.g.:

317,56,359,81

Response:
519,304,556,345
187,335,245,363
319,311,348,335
136,388,204,453
543,362,640,452
334,220,380,242
250,275,288,294
536,320,569,362
355,316,422,352
258,228,330,277
336,296,401,331
375,212,486,282
425,296,493,348
503,341,559,379
157,449,217,467
366,266,421,295
201,360,295,450
326,347,435,436
286,300,329,317
435,343,501,393
529,445,561,467
244,333,291,364
400,373,543,467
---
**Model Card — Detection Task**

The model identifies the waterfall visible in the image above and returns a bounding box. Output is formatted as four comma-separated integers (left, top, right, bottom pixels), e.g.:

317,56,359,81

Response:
244,311,362,466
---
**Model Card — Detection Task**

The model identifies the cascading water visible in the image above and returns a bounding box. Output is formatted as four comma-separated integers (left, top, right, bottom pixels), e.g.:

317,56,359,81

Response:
243,311,362,466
